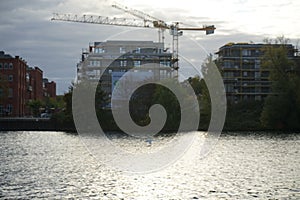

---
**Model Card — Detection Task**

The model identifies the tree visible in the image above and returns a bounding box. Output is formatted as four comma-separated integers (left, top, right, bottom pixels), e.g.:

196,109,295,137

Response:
153,80,181,131
186,75,211,130
27,100,43,117
51,81,111,130
129,83,156,126
62,85,73,123
260,36,300,130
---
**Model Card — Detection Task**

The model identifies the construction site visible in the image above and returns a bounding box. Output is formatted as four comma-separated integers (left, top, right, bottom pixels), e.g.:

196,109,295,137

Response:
50,2,216,108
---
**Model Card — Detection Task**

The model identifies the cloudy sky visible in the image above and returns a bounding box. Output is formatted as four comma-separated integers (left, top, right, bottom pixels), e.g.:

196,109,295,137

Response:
0,0,299,94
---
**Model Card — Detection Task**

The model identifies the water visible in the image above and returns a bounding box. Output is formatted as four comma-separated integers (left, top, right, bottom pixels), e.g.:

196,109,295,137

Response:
0,131,299,199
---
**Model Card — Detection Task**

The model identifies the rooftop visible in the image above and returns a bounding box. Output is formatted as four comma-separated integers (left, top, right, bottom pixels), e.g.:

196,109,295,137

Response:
0,51,13,59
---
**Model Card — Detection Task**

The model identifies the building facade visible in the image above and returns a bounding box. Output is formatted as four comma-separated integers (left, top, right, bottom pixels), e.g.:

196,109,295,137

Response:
0,51,56,117
27,67,43,101
43,79,56,98
0,51,27,117
216,43,296,103
77,40,175,99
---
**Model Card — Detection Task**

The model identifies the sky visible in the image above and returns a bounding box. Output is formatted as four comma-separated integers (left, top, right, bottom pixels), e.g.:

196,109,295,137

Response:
0,0,299,94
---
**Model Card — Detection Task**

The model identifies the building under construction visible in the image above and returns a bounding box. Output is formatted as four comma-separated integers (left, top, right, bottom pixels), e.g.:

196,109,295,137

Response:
216,43,296,103
77,40,175,100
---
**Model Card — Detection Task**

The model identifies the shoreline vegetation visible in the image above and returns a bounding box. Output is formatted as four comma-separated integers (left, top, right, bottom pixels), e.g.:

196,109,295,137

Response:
1,116,299,134
1,96,299,135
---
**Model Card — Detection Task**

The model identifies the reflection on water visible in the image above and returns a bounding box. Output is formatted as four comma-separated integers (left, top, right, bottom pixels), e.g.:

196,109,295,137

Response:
0,131,299,199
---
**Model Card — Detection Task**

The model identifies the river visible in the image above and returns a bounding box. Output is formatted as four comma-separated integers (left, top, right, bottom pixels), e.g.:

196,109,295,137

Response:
0,131,299,199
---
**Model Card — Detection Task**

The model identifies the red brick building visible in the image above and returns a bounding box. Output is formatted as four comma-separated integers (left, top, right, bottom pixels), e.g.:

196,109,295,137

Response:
0,51,57,117
0,51,27,117
27,67,43,101
43,79,56,98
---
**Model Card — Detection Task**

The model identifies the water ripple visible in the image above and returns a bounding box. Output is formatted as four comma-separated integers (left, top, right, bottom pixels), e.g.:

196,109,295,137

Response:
0,131,299,199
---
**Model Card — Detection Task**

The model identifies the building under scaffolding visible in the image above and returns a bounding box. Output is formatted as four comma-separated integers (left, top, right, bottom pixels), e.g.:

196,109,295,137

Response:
76,40,176,101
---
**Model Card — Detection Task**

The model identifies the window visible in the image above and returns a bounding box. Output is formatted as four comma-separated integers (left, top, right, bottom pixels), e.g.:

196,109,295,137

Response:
120,60,127,67
0,88,2,97
4,63,8,69
7,104,13,113
9,63,13,69
160,70,167,78
243,71,248,77
160,61,171,67
255,72,260,79
133,60,141,67
242,49,251,56
255,87,261,93
0,63,2,69
225,84,234,93
255,60,260,69
136,47,141,53
89,60,100,67
8,88,13,98
120,47,126,54
0,104,3,115
224,61,232,68
8,75,13,82
26,73,30,81
224,72,233,78
96,61,101,66
94,48,105,53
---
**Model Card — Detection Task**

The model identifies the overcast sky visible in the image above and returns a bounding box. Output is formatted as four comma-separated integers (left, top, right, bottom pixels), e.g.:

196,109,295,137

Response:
0,0,299,94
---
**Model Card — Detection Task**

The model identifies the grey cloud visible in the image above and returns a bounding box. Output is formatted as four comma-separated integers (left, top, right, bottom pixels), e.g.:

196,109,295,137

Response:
1,0,290,94
0,0,62,14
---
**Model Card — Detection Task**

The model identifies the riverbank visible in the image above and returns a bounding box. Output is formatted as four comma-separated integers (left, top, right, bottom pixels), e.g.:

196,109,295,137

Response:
1,118,299,133
0,118,75,132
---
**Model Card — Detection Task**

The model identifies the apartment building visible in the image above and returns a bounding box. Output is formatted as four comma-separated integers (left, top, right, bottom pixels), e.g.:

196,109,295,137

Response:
0,51,27,117
43,79,56,98
0,51,56,117
216,43,296,103
77,40,175,99
27,67,43,101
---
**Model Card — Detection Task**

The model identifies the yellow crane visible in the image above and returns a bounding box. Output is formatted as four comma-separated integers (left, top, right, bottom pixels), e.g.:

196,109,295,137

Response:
51,3,215,70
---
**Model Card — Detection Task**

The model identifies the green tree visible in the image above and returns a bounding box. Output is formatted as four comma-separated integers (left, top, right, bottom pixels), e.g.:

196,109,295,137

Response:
43,96,64,113
129,83,156,126
52,81,110,128
186,75,211,130
62,85,74,123
94,83,116,130
27,100,43,117
260,36,300,130
153,80,181,131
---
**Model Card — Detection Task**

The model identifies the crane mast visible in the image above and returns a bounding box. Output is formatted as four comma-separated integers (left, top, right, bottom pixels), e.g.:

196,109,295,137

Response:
51,4,215,71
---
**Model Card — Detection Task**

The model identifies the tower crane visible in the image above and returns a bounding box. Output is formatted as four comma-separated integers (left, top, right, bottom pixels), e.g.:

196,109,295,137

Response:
111,2,168,44
51,3,215,71
110,3,215,70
